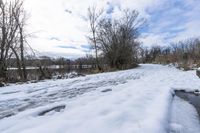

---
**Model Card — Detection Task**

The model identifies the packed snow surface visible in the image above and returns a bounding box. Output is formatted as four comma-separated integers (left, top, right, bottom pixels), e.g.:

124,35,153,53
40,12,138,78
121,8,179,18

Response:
0,64,200,133
170,96,200,133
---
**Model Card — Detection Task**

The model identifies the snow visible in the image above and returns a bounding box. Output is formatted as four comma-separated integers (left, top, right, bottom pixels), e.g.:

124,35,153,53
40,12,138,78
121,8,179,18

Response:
170,96,200,133
0,64,200,133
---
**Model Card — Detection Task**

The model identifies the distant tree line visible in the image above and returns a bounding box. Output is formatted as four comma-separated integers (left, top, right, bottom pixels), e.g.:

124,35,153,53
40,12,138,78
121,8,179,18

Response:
4,54,100,82
139,38,200,70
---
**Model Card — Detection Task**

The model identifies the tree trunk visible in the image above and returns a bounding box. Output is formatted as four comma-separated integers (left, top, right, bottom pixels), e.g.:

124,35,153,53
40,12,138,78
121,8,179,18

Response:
93,31,102,71
19,27,27,81
10,46,23,80
0,59,7,82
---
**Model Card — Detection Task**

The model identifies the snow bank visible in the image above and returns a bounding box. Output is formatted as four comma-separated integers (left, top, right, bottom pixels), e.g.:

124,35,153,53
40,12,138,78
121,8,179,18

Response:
0,64,200,133
170,96,200,133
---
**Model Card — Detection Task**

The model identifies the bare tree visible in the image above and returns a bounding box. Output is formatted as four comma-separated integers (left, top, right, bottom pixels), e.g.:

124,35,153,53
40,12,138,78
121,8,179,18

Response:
0,0,19,81
13,0,28,81
87,6,103,71
0,0,28,82
96,9,145,69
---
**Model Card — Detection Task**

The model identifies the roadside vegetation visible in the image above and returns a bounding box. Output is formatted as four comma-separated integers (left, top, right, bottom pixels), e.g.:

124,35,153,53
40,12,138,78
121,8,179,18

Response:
140,38,200,70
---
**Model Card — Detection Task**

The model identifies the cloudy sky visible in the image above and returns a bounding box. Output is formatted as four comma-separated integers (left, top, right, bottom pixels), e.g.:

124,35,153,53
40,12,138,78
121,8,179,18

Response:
24,0,200,58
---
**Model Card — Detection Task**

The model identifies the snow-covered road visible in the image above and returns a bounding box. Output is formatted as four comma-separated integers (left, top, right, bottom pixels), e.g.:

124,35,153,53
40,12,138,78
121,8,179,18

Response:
0,64,200,133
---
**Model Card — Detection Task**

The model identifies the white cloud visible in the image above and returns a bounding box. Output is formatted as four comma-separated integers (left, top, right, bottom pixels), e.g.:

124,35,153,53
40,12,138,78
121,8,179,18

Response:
140,0,200,47
23,0,200,58
140,33,168,47
24,0,110,58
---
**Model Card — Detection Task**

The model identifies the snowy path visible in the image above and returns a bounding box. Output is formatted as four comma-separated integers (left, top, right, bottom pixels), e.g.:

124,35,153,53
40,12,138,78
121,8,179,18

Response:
0,69,142,119
0,64,200,133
